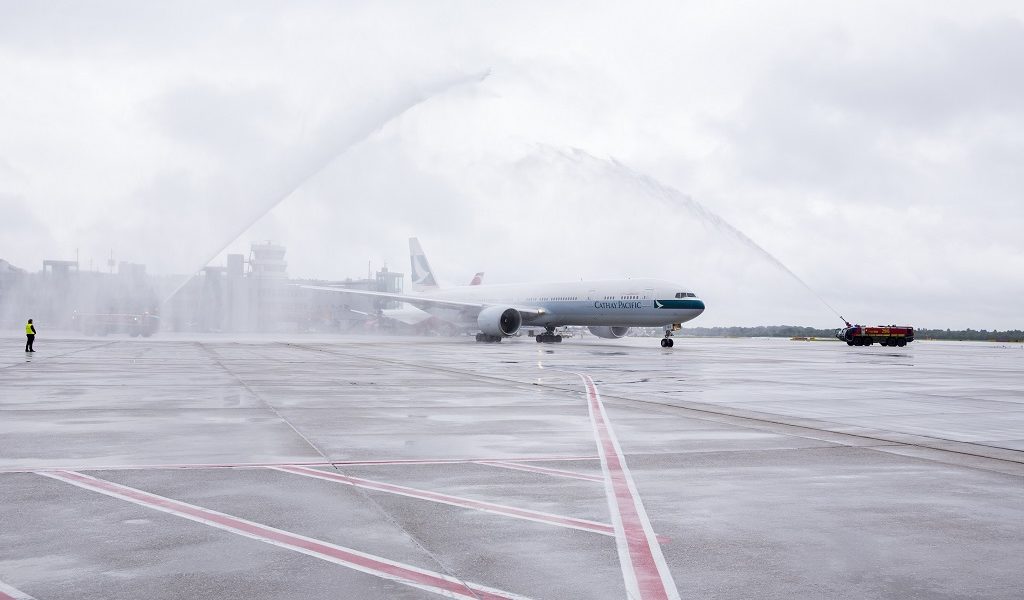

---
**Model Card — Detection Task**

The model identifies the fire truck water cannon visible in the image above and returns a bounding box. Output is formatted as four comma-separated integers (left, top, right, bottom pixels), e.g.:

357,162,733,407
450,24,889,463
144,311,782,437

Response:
835,317,914,347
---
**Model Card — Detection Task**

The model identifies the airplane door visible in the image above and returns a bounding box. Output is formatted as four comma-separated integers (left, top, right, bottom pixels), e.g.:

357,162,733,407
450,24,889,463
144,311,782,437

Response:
644,288,654,304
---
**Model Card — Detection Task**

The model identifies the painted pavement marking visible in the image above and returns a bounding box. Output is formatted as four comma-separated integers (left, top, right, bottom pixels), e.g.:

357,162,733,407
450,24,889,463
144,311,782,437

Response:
0,455,598,474
0,460,337,474
272,465,615,536
38,470,534,600
0,580,36,600
474,460,605,483
577,373,680,600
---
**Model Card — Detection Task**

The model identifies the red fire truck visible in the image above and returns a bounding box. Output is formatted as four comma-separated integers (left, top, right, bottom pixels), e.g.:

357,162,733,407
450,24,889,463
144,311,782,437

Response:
836,323,914,347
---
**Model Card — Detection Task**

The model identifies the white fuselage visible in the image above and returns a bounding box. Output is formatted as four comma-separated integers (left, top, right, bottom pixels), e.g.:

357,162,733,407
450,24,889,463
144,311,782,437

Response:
415,278,704,329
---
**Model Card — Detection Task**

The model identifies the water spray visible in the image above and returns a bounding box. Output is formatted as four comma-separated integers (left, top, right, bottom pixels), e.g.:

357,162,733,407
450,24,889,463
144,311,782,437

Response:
162,69,491,305
562,148,847,324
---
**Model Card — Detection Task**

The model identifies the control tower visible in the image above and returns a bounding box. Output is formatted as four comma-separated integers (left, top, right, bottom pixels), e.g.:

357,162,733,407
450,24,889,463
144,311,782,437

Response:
249,241,291,330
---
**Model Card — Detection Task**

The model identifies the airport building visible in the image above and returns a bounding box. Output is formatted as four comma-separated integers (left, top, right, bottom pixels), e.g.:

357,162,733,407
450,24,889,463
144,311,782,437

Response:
0,242,404,335
0,257,158,333
162,241,405,333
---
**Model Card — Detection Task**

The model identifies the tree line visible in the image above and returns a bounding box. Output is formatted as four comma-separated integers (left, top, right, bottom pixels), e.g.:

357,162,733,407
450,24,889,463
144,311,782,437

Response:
681,325,1024,342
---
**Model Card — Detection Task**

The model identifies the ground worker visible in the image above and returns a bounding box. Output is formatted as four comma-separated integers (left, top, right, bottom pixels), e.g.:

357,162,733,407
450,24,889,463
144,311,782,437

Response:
25,319,36,352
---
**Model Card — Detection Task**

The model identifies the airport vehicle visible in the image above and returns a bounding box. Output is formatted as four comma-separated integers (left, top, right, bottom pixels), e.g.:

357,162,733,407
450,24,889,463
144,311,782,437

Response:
72,311,160,337
836,323,914,347
303,238,705,347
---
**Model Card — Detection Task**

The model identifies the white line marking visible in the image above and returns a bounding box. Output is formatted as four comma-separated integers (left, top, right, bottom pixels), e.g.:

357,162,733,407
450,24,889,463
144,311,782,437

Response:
272,465,615,536
39,470,533,600
475,460,605,483
0,455,599,474
577,373,680,600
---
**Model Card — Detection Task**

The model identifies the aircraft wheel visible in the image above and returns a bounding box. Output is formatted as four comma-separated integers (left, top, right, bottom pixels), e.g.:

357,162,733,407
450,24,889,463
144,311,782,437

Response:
667,338,674,347
536,336,543,343
660,338,669,348
555,336,562,343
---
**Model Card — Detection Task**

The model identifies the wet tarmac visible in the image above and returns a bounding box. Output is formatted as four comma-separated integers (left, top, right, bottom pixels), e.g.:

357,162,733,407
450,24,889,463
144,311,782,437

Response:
1,335,1022,599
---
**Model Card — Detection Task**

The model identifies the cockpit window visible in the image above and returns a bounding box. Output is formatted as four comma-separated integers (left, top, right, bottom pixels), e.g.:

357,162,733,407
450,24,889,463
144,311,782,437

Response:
674,292,697,298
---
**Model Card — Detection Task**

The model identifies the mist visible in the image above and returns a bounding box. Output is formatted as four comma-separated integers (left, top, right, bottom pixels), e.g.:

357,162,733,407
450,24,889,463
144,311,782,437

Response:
2,2,1023,331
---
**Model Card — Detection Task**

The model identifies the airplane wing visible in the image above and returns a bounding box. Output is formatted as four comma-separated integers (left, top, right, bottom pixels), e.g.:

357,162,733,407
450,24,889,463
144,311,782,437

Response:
338,302,431,326
299,285,548,320
381,306,433,326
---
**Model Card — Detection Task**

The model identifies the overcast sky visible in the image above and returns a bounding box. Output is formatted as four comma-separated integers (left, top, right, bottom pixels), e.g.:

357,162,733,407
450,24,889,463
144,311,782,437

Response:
2,1,1022,328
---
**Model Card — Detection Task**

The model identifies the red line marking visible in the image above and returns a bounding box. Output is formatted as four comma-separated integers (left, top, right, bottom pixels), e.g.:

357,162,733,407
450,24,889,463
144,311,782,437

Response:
578,374,679,600
272,465,615,536
0,581,35,600
39,470,532,600
475,460,606,482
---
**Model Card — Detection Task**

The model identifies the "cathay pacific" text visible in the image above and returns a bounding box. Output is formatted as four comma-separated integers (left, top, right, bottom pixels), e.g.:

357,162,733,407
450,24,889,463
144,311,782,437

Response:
593,301,644,309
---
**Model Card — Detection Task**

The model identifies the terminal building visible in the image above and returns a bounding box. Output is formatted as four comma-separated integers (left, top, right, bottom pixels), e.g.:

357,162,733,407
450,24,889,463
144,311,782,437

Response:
0,242,404,335
162,241,403,333
0,257,158,333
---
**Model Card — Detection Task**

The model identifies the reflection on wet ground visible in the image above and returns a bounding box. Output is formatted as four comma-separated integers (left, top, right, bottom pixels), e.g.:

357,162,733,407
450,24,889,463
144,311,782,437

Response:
0,335,1021,599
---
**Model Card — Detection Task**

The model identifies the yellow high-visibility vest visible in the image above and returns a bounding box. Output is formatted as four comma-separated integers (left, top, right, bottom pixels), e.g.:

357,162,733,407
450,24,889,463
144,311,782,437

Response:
25,323,33,334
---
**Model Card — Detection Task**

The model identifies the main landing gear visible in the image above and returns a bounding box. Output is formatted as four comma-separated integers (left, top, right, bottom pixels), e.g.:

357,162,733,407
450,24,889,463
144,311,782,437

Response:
660,329,675,348
535,327,563,343
475,333,503,343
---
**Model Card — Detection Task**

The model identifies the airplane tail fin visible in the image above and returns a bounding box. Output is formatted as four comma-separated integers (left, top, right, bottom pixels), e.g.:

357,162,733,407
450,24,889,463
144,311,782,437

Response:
469,272,484,286
409,237,439,292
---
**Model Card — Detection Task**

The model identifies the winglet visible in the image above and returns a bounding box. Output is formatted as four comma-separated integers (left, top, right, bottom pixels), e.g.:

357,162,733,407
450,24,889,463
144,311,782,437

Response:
409,237,439,291
469,272,484,286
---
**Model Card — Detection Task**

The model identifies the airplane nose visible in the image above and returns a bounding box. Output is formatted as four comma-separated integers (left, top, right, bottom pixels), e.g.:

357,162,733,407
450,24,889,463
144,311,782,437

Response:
693,299,705,315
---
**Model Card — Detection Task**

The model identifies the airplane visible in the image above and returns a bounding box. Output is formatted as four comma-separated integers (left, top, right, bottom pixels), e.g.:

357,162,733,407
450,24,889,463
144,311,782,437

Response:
303,238,705,347
375,268,484,327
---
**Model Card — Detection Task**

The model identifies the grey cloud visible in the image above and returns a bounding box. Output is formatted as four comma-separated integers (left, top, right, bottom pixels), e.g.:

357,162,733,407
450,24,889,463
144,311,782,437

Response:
794,18,1024,129
713,17,1024,193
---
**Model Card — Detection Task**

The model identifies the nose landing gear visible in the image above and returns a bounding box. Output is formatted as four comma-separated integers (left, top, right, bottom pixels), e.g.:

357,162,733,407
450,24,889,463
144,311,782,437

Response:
660,329,675,348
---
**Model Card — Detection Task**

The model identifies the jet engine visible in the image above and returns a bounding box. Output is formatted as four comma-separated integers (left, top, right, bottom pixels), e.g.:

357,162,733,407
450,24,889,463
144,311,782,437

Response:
588,326,630,339
477,306,522,337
